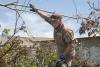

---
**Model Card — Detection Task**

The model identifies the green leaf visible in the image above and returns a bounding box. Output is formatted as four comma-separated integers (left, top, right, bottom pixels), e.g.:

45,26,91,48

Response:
2,28,10,35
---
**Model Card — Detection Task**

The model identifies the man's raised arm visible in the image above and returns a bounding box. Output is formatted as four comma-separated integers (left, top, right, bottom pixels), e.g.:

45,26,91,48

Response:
30,4,49,22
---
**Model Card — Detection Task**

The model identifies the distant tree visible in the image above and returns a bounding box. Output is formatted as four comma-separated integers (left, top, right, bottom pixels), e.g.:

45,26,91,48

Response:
2,28,10,36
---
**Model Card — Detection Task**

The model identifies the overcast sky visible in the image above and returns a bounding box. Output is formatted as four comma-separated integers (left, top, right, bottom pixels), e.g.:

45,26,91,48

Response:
0,0,98,38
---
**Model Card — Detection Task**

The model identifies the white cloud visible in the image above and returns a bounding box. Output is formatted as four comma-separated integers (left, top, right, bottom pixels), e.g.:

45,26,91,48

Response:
20,13,53,37
34,31,53,38
22,13,39,24
1,12,52,38
0,11,87,38
15,31,28,37
0,12,84,38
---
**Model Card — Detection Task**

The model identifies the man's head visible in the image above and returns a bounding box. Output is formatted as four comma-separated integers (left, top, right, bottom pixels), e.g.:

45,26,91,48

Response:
50,12,62,21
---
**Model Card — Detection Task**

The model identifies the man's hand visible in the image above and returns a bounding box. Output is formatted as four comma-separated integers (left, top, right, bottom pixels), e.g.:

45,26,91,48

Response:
29,4,38,12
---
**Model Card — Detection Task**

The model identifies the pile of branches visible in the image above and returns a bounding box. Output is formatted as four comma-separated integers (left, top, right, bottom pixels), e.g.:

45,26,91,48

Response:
79,11,100,36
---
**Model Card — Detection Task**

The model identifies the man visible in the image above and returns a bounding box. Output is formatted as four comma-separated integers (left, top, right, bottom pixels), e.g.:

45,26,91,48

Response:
30,4,77,67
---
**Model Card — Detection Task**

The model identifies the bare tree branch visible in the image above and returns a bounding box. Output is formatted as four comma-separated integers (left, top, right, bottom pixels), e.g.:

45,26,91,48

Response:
87,1,100,11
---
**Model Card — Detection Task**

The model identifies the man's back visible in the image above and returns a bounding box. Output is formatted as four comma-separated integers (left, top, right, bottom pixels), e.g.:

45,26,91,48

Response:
54,23,75,57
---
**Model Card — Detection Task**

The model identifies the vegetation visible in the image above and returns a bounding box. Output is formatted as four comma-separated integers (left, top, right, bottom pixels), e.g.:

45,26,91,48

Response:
0,0,100,67
0,30,57,67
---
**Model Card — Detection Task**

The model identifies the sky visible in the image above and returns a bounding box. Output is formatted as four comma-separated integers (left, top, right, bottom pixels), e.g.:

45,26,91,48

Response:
0,0,98,38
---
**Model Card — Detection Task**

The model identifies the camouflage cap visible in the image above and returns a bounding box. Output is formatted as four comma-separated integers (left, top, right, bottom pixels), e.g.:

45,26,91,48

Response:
50,12,62,20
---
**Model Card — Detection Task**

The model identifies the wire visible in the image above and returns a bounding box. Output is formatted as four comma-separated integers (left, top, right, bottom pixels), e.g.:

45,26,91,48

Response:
14,0,19,34
72,0,80,23
0,2,87,19
73,0,78,15
98,0,100,8
20,0,27,13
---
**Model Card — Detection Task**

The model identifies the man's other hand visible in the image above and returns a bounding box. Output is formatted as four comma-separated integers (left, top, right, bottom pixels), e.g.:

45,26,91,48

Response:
29,4,38,12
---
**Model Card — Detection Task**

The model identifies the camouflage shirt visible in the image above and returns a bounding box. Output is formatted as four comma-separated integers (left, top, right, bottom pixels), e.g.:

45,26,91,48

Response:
45,17,77,60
